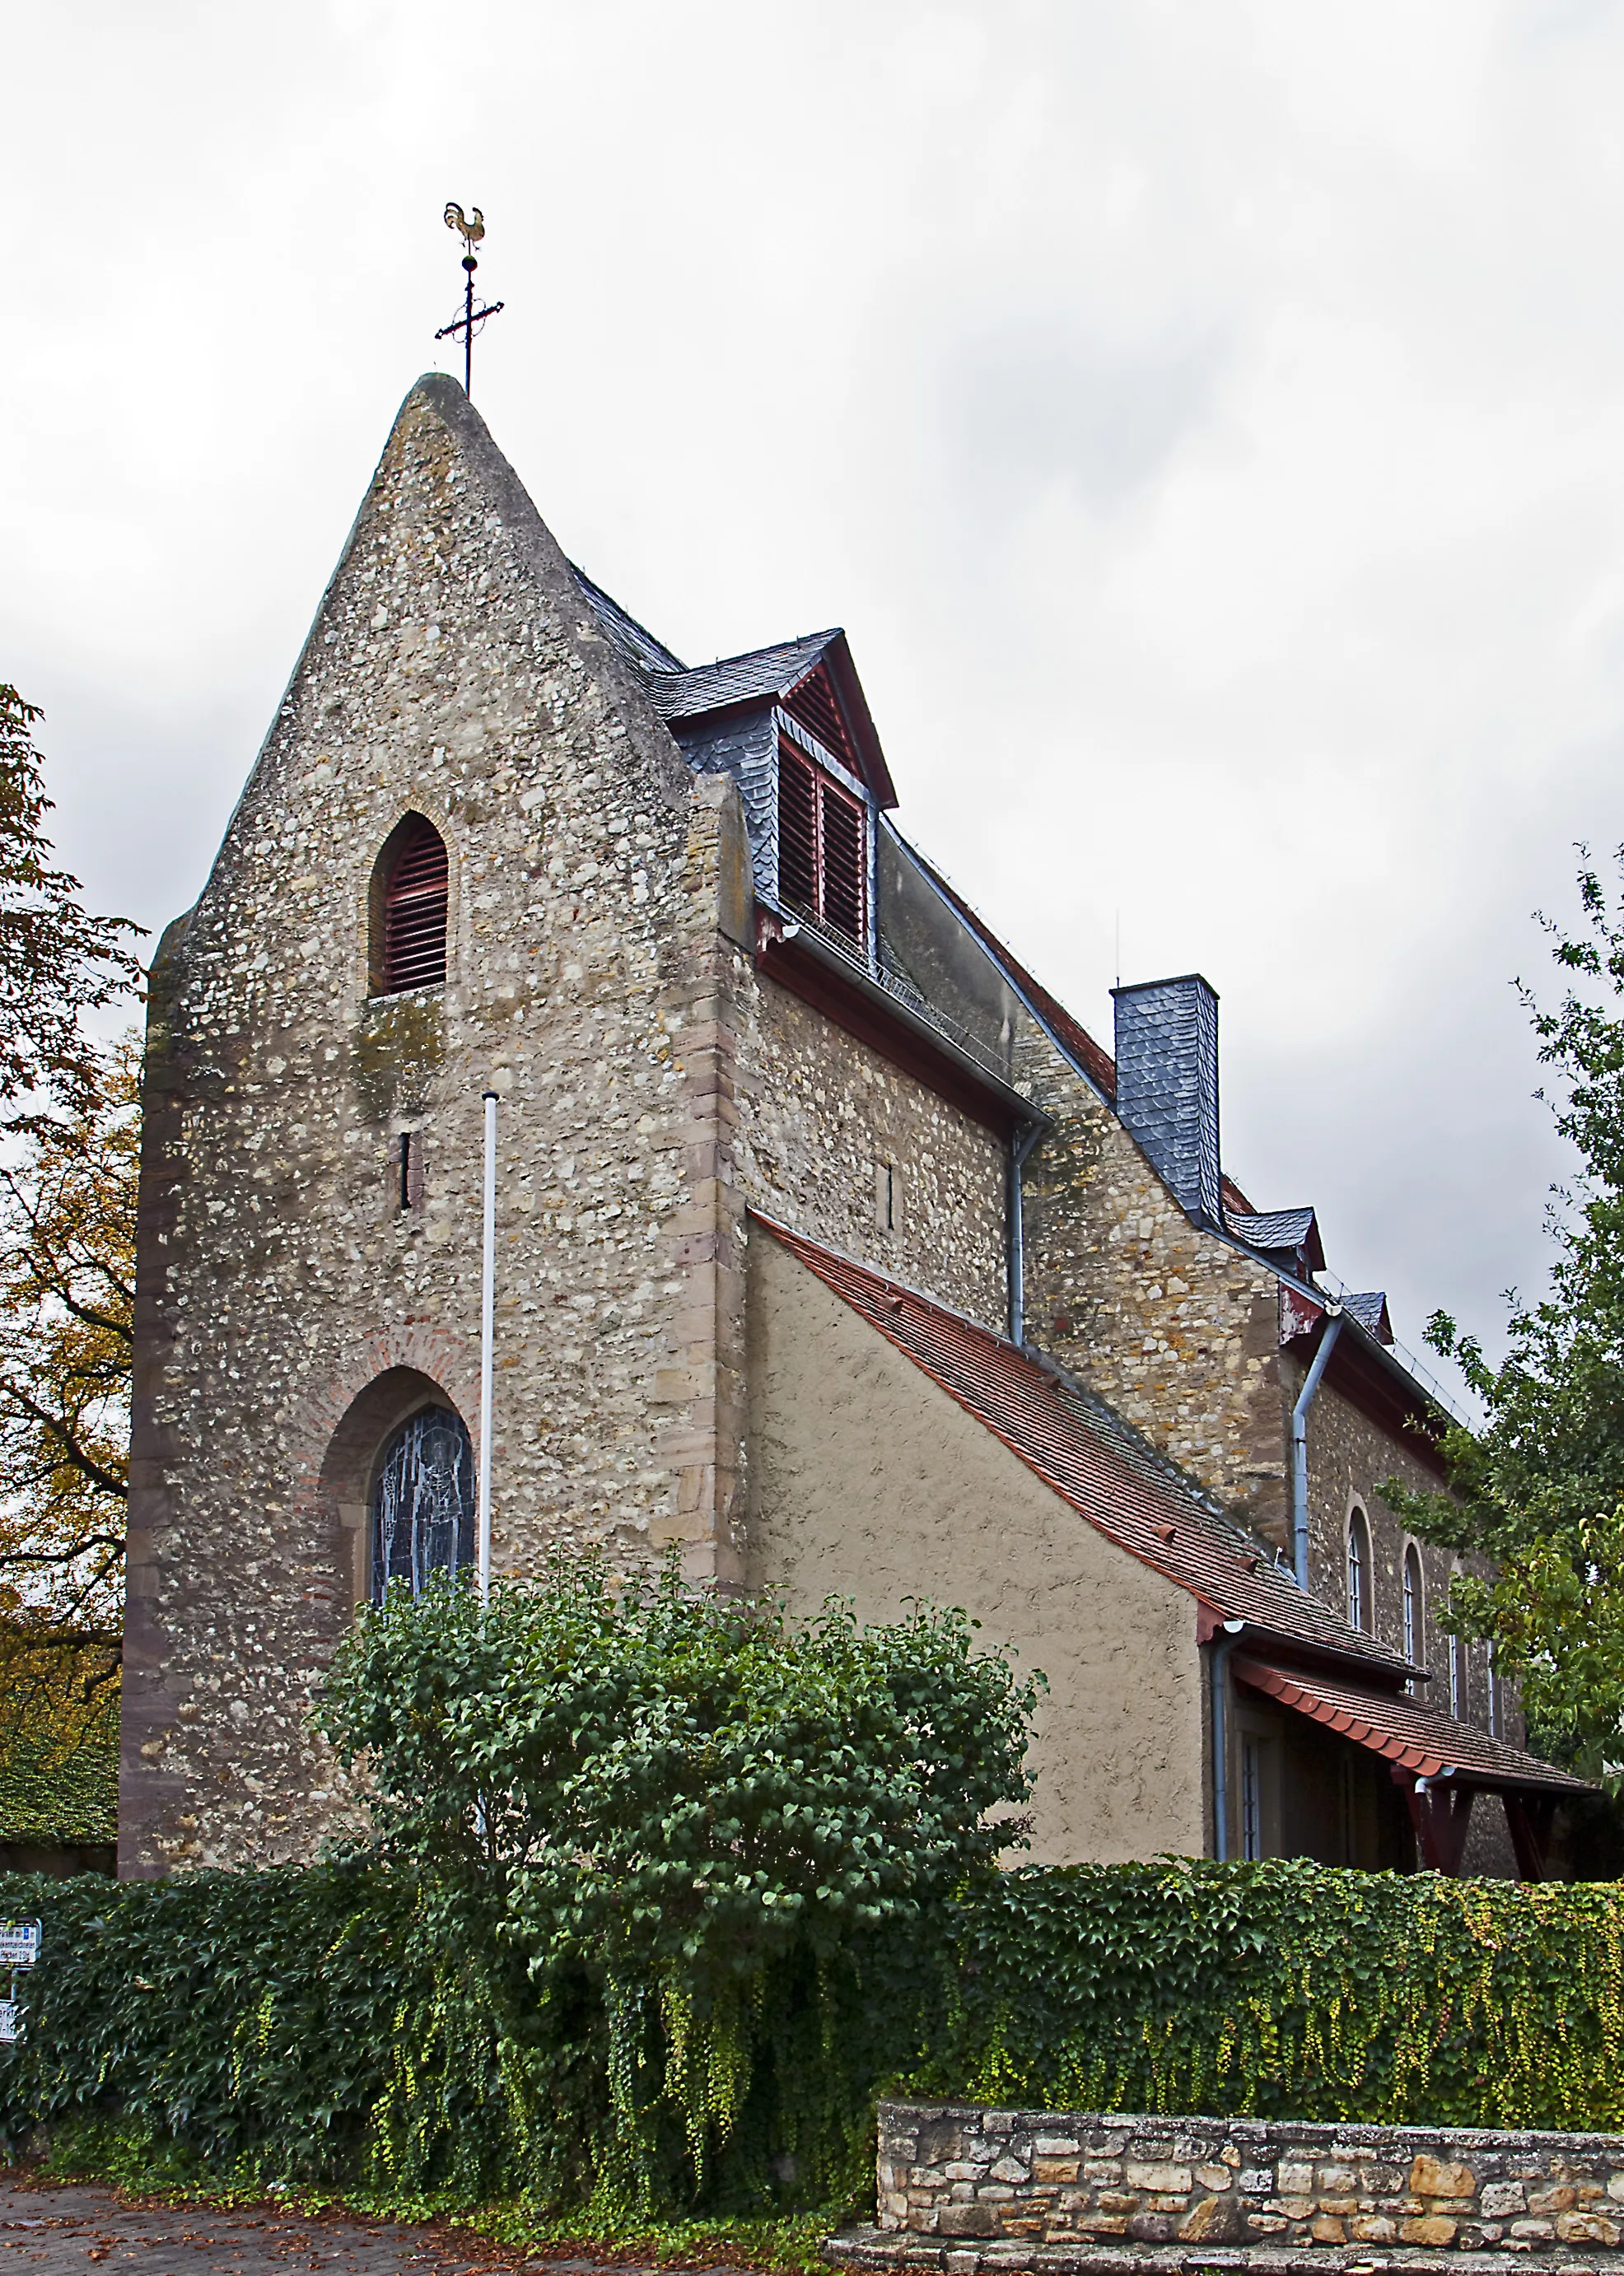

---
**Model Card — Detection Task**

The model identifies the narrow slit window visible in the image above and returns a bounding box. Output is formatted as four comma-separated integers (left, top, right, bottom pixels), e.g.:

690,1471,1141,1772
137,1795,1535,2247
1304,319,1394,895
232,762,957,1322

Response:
380,817,449,993
1240,1737,1263,1860
777,741,867,950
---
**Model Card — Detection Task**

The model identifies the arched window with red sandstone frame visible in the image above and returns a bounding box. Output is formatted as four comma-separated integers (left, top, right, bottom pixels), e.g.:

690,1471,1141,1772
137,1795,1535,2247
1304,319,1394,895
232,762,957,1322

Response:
372,814,449,995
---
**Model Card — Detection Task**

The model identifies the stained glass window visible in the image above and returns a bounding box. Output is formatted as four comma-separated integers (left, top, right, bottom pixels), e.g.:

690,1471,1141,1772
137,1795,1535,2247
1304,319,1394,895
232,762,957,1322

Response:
371,1406,475,1600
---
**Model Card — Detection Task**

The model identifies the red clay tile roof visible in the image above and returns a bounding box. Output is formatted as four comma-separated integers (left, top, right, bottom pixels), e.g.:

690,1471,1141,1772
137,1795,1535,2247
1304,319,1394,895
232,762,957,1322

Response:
1234,1656,1588,1793
754,1210,1412,1678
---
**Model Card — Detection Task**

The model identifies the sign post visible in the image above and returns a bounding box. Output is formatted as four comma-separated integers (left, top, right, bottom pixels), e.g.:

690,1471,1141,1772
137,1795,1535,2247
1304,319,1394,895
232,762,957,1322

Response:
0,1919,41,2045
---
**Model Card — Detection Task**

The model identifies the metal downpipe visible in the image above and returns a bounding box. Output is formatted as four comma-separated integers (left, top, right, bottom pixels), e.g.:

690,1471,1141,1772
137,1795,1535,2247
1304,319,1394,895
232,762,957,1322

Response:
1290,1309,1343,1590
1007,1118,1043,1347
1210,1621,1245,1860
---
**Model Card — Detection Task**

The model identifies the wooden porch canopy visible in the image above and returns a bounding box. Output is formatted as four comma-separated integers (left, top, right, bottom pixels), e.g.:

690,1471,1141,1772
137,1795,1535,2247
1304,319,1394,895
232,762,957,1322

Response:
1234,1655,1590,1881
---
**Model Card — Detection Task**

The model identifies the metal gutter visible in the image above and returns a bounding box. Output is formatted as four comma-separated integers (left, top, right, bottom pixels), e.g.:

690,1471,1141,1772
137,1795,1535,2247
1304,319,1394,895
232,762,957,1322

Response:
767,913,1053,1136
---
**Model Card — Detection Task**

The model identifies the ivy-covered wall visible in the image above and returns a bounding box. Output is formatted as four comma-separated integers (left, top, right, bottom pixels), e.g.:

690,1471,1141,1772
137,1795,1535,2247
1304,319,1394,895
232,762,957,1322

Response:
0,1858,1621,2217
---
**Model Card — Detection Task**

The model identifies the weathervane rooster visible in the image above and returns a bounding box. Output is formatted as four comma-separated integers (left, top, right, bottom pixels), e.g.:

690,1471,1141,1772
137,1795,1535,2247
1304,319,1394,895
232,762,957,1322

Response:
436,203,503,399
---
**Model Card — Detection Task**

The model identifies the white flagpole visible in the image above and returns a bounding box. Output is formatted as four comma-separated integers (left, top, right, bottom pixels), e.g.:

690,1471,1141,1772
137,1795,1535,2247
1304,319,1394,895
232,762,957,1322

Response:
478,1089,497,1607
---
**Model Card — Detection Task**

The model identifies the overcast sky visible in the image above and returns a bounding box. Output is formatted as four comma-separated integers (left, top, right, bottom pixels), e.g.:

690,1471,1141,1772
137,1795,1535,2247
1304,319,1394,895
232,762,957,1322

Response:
7,0,1624,1392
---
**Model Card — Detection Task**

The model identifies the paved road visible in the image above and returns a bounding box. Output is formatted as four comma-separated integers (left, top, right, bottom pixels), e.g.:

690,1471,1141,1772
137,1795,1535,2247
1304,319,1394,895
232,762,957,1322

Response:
0,2180,736,2276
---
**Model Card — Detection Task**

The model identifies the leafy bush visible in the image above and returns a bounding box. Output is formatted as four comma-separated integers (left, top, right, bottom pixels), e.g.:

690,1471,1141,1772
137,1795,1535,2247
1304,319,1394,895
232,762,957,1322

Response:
314,1557,1039,2208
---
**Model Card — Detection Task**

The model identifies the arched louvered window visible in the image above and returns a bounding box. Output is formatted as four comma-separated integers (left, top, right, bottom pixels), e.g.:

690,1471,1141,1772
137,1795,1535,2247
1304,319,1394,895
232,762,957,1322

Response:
376,816,449,994
777,741,867,949
370,1405,474,1600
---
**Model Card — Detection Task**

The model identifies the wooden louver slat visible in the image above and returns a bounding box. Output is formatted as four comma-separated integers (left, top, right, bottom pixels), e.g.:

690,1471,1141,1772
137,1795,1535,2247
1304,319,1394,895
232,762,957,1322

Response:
776,739,866,951
820,781,865,944
383,820,449,992
777,745,820,917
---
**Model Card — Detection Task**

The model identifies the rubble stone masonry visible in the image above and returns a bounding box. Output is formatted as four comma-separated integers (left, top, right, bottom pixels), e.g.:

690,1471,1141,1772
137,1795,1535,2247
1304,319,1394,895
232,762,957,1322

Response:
1016,1044,1286,1542
123,378,751,1874
736,975,1008,1334
852,2103,1624,2262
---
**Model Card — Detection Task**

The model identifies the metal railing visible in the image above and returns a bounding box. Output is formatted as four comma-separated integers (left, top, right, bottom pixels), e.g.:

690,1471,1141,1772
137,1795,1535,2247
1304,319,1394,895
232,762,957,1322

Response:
1317,1270,1483,1434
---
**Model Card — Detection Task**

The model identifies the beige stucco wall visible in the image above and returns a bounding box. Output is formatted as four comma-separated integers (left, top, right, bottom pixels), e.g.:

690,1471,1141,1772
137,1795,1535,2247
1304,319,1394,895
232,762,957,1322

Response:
744,1230,1206,1864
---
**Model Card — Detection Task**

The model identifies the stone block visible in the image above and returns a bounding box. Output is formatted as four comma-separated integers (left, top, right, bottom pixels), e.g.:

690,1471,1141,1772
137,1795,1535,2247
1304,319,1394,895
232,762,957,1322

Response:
1030,2157,1078,2184
936,2204,998,2239
1398,2214,1458,2246
1125,2162,1192,2193
1178,2194,1245,2246
1239,2168,1273,2194
1126,2212,1176,2243
1612,2170,1624,2204
1309,2216,1346,2243
1277,2161,1314,2196
1558,2211,1622,2246
1195,2164,1232,2191
1348,2215,1396,2244
1410,2153,1476,2198
987,2157,1027,2185
1509,2218,1556,2242
1480,2181,1527,2218
1033,2137,1080,2155
1528,2185,1576,2214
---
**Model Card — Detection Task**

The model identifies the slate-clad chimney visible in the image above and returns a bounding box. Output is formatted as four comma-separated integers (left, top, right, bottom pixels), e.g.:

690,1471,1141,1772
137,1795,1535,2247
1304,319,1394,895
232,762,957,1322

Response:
1111,974,1222,1228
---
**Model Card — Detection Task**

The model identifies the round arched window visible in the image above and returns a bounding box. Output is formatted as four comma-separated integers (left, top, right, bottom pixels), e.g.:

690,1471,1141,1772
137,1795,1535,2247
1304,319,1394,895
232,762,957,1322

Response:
1346,1505,1373,1631
370,1406,475,1600
1402,1542,1423,1664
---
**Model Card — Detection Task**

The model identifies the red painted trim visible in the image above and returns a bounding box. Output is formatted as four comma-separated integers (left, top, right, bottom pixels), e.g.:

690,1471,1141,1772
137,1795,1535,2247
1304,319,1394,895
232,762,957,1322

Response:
757,935,1022,1138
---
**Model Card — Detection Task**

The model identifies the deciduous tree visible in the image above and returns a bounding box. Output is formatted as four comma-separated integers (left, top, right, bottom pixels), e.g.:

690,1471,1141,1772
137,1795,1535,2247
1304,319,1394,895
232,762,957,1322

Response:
1398,848,1624,1778
0,687,138,1119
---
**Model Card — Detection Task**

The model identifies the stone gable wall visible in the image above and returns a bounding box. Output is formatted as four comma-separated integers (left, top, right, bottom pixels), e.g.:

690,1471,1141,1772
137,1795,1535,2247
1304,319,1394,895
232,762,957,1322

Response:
1014,1041,1286,1538
123,379,749,1875
735,975,1009,1334
866,2103,1624,2260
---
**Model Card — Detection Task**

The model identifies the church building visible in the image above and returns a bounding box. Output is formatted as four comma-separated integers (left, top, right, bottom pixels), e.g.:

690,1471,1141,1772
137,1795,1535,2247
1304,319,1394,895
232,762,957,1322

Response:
121,375,1583,1881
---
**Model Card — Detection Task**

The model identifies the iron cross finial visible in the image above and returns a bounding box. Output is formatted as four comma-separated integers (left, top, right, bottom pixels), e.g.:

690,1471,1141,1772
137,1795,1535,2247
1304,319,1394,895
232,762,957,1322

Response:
435,201,504,400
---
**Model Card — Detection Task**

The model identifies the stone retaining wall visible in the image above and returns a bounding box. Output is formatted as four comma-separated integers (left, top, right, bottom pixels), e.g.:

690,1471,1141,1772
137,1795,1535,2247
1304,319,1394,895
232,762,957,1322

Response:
873,2103,1624,2255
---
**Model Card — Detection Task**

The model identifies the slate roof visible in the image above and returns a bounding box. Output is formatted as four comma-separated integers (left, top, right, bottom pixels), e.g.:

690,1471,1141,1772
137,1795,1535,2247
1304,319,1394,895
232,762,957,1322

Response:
1234,1657,1588,1793
1342,1290,1393,1345
570,564,686,673
1226,1206,1317,1255
643,632,839,726
754,1210,1413,1677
